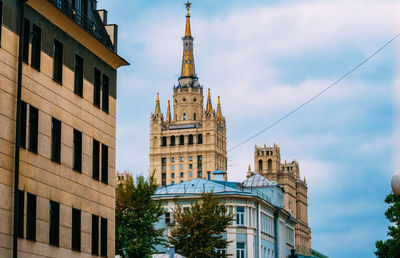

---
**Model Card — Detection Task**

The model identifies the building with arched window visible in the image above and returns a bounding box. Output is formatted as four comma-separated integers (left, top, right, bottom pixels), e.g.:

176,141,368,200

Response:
150,3,227,186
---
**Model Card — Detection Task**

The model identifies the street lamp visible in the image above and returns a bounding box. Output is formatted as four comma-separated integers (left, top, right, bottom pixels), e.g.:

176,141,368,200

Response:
391,170,400,196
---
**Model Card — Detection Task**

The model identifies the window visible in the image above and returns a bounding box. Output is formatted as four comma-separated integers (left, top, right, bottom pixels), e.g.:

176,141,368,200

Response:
73,129,82,172
180,164,183,170
171,181,175,185
162,158,167,171
17,190,24,238
197,155,202,169
268,159,272,172
165,212,172,224
22,18,30,63
161,136,167,146
26,193,36,241
189,172,192,177
31,24,41,70
260,212,274,236
188,134,193,145
20,101,27,148
217,249,226,257
101,144,108,184
93,68,101,107
198,134,203,144
100,217,107,256
170,136,175,146
72,208,81,251
197,171,202,178
74,54,84,96
0,1,3,46
259,160,263,171
180,172,183,178
207,171,211,180
180,156,184,162
171,173,175,178
53,39,63,83
183,113,186,120
237,243,245,258
51,118,61,163
171,157,175,162
102,74,109,112
286,226,295,246
171,165,175,170
161,173,166,186
189,164,192,169
179,135,184,145
236,206,245,226
49,200,60,246
194,113,196,120
180,180,183,183
92,139,100,180
189,156,192,161
28,105,38,153
91,214,99,255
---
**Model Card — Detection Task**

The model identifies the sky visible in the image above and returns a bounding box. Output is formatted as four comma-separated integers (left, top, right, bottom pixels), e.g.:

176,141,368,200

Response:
98,0,399,257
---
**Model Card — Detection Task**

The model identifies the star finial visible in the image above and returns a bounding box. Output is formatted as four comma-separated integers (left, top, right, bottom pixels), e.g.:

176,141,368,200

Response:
185,1,192,10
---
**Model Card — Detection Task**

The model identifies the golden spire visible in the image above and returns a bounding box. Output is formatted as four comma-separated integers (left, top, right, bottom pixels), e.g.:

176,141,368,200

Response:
206,88,213,114
180,1,196,78
185,1,192,37
166,100,171,126
154,92,161,115
217,96,222,121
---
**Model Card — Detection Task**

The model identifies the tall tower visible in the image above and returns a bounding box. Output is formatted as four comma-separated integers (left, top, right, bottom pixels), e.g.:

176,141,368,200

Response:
253,144,311,255
150,2,227,186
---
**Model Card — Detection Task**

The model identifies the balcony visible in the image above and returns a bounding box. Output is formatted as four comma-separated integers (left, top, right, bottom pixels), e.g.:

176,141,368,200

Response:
47,0,114,51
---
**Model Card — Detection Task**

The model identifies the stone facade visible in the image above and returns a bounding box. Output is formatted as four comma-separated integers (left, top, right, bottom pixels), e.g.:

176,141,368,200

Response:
0,0,127,257
251,144,311,255
150,4,227,186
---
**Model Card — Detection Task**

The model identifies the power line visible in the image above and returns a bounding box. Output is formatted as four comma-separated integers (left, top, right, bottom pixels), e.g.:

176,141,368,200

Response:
228,33,400,153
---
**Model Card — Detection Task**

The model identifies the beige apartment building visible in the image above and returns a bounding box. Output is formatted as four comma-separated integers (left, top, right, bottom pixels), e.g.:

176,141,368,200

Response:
250,144,312,255
0,0,128,257
149,3,227,186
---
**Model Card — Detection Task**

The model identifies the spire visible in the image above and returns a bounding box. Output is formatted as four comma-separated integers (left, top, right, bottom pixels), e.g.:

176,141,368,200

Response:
166,100,171,126
185,1,192,37
154,92,161,116
180,2,196,78
205,88,213,115
217,96,222,122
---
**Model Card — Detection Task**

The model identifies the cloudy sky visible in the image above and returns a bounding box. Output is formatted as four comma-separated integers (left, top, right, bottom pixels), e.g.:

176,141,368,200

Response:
98,0,398,257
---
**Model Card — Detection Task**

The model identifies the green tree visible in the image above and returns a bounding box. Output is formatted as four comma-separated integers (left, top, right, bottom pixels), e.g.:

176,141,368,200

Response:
375,193,400,258
168,193,233,258
116,173,165,258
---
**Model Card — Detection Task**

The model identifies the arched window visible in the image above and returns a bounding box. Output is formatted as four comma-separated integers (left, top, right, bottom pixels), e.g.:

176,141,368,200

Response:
194,113,196,120
179,135,184,145
183,113,186,120
258,159,263,171
161,136,167,147
197,134,203,144
268,159,272,172
188,134,193,145
170,136,175,146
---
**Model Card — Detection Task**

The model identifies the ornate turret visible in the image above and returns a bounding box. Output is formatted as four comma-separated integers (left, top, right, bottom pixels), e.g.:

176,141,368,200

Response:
152,92,163,121
166,100,171,126
205,88,213,116
217,96,223,123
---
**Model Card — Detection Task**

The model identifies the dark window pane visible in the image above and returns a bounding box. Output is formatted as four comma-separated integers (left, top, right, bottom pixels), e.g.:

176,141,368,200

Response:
100,217,107,256
188,134,193,145
0,1,3,46
17,190,24,238
26,193,36,241
74,54,83,96
49,200,60,246
198,134,203,144
93,68,101,107
53,40,63,83
72,208,81,251
51,118,61,163
28,105,38,153
179,135,184,145
101,144,108,184
20,101,27,148
73,129,82,172
91,214,99,255
93,139,100,180
161,136,167,146
170,136,175,146
22,18,30,63
102,74,109,113
31,24,41,70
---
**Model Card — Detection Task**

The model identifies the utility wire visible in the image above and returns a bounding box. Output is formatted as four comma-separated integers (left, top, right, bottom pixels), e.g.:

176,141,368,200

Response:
228,33,400,153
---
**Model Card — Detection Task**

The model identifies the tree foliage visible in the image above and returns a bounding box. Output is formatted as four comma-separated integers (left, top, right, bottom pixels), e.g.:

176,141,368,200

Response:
375,193,400,258
168,193,233,258
116,173,165,258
